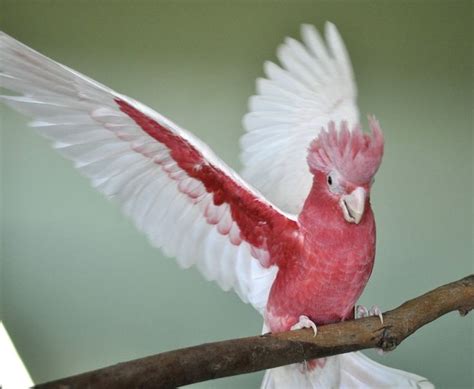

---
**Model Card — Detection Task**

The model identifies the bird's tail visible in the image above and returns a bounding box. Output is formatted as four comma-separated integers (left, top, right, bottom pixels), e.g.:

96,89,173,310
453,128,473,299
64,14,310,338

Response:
261,352,434,388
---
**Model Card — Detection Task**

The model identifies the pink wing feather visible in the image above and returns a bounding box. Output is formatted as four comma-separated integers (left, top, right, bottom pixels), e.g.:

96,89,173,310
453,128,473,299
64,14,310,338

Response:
0,31,296,313
114,97,294,258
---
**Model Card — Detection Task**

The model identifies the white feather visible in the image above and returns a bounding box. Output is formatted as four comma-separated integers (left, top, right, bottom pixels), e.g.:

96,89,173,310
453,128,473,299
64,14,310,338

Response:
261,353,434,389
0,30,288,314
241,22,359,214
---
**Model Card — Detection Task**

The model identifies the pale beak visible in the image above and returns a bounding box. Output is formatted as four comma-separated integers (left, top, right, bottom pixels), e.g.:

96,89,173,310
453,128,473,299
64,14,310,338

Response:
340,187,366,224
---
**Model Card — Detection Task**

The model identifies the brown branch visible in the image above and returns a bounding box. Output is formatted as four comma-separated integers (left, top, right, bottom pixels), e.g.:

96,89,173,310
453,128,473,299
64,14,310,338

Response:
36,275,474,389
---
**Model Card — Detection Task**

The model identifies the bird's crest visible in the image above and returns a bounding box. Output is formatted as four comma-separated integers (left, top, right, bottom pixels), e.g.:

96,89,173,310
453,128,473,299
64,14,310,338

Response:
307,117,384,184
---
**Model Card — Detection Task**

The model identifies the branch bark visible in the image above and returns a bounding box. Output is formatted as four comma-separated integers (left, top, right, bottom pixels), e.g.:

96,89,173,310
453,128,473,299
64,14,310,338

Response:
36,275,474,389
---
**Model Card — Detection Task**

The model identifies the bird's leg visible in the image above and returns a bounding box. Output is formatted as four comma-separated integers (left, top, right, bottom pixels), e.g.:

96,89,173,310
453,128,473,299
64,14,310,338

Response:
290,315,317,336
356,305,387,355
356,304,384,324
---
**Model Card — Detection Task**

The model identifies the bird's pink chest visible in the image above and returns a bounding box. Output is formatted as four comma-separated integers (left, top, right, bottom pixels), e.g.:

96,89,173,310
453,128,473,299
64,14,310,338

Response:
265,210,376,333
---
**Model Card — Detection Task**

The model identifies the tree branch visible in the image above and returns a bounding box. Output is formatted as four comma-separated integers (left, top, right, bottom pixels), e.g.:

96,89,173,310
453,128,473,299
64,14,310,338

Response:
36,275,474,389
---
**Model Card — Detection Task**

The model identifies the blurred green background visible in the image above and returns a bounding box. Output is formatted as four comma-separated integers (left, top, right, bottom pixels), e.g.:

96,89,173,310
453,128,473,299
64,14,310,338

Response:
0,0,472,388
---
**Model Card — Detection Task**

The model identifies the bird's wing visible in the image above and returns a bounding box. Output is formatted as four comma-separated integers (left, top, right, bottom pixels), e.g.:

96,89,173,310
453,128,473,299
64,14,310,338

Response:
0,31,297,314
240,23,359,214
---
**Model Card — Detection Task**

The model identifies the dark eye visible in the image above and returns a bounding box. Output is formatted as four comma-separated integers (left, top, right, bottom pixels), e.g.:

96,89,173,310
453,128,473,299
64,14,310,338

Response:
327,174,333,186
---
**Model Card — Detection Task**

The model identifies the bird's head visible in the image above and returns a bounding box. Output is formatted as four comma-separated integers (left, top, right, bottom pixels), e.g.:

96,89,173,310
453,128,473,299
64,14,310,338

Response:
307,117,384,224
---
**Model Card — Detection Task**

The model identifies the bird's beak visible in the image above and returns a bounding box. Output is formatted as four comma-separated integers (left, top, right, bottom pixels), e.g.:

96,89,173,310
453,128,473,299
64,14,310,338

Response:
340,187,366,224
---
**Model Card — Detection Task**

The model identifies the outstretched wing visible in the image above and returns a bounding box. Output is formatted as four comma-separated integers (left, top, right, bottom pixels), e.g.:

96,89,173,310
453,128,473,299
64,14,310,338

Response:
0,31,297,314
240,23,359,214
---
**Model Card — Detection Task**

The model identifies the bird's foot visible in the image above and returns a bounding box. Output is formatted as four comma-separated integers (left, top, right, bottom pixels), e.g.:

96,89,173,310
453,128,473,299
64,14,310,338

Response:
356,305,387,355
356,304,384,324
291,315,317,337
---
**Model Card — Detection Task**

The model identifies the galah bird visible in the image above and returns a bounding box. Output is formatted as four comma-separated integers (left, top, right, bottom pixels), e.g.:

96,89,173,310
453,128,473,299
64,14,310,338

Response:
0,23,433,388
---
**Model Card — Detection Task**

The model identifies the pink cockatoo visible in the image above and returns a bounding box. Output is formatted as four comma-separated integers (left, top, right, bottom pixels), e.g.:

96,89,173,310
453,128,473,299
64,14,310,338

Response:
0,24,433,388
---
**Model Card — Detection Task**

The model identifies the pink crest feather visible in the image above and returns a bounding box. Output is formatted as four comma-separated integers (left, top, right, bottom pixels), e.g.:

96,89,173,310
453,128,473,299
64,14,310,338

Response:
307,116,384,184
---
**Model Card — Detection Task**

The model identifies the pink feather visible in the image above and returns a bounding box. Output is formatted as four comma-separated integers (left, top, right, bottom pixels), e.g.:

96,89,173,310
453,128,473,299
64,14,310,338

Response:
308,117,384,185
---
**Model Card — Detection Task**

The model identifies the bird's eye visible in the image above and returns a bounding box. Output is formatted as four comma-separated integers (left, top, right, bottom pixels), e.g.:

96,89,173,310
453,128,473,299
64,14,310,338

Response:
327,174,333,186
327,172,342,194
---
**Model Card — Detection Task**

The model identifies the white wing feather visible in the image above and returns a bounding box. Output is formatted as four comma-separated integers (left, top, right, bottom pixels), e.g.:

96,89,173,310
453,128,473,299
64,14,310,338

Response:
0,31,283,314
241,22,359,214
